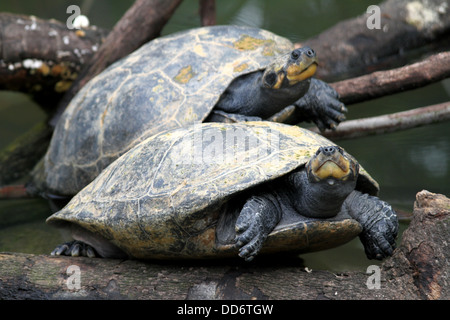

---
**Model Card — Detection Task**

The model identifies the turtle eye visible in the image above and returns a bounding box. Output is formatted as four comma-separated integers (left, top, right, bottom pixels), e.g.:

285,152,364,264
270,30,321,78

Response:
291,51,300,60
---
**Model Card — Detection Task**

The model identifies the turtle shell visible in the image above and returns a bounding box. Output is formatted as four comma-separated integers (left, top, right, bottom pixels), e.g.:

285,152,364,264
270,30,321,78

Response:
47,122,379,260
43,25,294,196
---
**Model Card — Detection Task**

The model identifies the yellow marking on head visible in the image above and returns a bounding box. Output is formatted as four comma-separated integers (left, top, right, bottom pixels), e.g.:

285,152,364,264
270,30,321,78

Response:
313,160,350,180
272,72,285,89
287,63,317,85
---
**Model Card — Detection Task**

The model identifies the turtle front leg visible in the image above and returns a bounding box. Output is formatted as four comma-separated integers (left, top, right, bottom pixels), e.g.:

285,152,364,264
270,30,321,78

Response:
344,191,399,260
235,194,281,261
51,240,97,258
293,78,347,131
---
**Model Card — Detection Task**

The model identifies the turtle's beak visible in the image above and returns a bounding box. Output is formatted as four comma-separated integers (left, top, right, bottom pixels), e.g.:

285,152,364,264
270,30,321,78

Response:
308,146,358,182
286,47,318,85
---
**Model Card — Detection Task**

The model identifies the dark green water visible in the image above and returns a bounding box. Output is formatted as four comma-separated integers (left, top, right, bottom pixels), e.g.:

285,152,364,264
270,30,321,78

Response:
0,0,448,272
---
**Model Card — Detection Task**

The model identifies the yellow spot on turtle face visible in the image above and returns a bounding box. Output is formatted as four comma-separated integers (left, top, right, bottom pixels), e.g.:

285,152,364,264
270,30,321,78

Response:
233,62,249,73
174,65,195,84
233,35,276,56
272,72,285,89
287,63,317,84
313,161,349,180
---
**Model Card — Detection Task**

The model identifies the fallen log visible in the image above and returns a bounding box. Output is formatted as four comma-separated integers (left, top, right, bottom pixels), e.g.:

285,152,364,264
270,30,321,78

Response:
0,190,448,300
310,102,450,140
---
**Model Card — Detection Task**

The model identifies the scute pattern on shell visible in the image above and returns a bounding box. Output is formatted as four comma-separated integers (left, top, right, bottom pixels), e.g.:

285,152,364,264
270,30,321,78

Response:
47,122,378,259
43,26,294,195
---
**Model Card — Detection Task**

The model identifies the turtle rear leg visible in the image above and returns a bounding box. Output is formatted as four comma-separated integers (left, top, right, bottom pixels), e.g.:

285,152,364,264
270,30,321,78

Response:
50,224,128,259
344,190,399,260
51,240,97,258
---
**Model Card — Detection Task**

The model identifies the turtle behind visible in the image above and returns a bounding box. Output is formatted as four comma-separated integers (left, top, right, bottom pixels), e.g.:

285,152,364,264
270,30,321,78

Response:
32,25,345,199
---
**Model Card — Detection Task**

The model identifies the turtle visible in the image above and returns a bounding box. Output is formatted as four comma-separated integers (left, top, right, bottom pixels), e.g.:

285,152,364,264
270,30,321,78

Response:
47,121,398,261
30,25,346,199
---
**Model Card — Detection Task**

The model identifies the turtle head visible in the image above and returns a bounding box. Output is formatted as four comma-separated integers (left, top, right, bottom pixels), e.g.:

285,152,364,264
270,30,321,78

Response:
262,47,318,90
290,146,359,219
307,146,359,185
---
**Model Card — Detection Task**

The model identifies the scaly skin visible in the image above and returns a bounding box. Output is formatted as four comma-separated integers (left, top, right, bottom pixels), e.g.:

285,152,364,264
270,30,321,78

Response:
234,146,398,261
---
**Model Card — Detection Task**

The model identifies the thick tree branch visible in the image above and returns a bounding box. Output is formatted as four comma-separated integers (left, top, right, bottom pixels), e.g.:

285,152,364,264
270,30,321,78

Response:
333,51,450,105
0,190,448,300
0,13,107,111
311,102,450,140
302,0,450,81
199,0,216,26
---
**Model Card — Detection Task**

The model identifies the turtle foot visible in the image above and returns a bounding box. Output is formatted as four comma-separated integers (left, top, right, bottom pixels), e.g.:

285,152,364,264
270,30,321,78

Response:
294,78,347,131
51,240,97,258
350,193,399,260
234,195,280,261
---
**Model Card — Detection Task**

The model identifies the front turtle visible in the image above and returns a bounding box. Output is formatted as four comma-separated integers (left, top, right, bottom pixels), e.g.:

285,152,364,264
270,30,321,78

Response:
32,25,346,198
47,122,398,261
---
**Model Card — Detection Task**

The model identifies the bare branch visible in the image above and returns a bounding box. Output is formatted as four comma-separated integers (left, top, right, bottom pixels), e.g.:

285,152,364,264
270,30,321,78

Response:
199,0,216,26
311,102,450,140
333,51,450,105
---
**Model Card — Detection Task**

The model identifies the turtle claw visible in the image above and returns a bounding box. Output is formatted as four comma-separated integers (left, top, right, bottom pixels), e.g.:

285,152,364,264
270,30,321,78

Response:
294,78,347,131
234,206,269,261
351,195,399,260
51,240,97,258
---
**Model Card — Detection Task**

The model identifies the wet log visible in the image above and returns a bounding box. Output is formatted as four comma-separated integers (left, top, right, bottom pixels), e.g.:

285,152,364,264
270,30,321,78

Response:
302,0,450,81
0,13,107,112
311,102,450,140
0,190,448,300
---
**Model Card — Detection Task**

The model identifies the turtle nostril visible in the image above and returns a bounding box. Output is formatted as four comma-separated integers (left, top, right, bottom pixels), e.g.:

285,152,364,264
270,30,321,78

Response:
320,146,337,156
305,48,315,58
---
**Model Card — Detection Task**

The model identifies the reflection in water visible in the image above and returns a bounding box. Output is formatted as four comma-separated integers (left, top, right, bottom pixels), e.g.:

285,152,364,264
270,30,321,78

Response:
230,0,264,28
410,141,449,178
